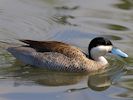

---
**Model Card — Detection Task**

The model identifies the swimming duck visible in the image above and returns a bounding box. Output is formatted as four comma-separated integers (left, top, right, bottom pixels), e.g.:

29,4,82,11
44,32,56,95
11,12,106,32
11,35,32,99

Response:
7,37,128,73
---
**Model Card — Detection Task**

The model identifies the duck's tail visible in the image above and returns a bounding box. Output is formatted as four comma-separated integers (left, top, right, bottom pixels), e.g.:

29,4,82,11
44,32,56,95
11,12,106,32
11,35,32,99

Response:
0,40,23,50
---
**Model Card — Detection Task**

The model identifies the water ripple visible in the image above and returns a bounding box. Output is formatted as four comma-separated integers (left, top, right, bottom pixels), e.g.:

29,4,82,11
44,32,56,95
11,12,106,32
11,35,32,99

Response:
114,0,133,10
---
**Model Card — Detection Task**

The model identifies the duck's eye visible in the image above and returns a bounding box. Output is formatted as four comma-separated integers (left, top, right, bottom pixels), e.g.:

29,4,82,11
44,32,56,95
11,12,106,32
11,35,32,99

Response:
109,51,111,53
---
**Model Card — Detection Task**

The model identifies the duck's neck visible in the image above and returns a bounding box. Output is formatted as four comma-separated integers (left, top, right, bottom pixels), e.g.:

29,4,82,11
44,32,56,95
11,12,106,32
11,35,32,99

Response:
82,56,108,72
89,54,108,66
94,56,108,65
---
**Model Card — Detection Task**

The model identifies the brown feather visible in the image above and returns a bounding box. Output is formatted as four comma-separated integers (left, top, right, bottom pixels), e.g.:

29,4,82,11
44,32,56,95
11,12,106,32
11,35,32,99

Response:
19,40,86,59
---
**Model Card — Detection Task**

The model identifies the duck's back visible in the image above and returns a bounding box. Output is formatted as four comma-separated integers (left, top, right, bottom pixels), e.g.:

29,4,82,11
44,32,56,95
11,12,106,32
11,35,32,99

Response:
19,40,86,59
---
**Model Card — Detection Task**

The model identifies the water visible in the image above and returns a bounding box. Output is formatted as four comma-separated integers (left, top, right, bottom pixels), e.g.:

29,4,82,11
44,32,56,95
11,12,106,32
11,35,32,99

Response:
0,0,133,100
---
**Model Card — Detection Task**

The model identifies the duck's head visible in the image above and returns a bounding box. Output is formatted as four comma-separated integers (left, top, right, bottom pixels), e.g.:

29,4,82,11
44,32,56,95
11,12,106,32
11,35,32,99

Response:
88,37,128,65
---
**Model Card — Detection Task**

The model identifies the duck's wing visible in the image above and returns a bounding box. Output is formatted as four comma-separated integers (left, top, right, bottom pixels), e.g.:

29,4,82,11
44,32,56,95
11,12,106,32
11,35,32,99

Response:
20,40,69,51
19,40,86,59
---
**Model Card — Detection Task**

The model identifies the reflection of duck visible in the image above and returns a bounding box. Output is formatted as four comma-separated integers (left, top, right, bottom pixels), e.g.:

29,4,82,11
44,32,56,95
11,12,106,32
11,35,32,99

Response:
87,73,111,91
7,37,128,73
66,66,126,92
65,73,112,92
29,72,85,86
8,63,86,86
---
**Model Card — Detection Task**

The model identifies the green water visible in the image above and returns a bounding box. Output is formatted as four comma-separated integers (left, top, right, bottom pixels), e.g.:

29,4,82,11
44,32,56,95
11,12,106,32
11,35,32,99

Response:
0,0,133,100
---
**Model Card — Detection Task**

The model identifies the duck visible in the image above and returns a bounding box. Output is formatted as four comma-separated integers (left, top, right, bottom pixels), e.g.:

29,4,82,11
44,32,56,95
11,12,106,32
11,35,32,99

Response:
7,37,128,73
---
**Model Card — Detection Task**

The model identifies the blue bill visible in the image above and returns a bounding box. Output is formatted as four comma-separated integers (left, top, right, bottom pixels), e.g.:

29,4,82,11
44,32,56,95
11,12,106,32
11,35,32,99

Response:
111,48,128,58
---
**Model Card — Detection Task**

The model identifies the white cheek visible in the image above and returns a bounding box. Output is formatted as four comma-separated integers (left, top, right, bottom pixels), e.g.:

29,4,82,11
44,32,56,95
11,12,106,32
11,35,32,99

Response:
90,45,113,58
90,46,106,58
105,46,113,52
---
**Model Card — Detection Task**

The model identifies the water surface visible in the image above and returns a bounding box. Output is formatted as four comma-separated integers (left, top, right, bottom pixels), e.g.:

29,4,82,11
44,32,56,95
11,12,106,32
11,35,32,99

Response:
0,0,133,100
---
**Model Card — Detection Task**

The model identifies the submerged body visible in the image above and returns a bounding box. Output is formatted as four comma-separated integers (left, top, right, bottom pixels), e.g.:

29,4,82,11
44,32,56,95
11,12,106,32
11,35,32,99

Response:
7,37,128,73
